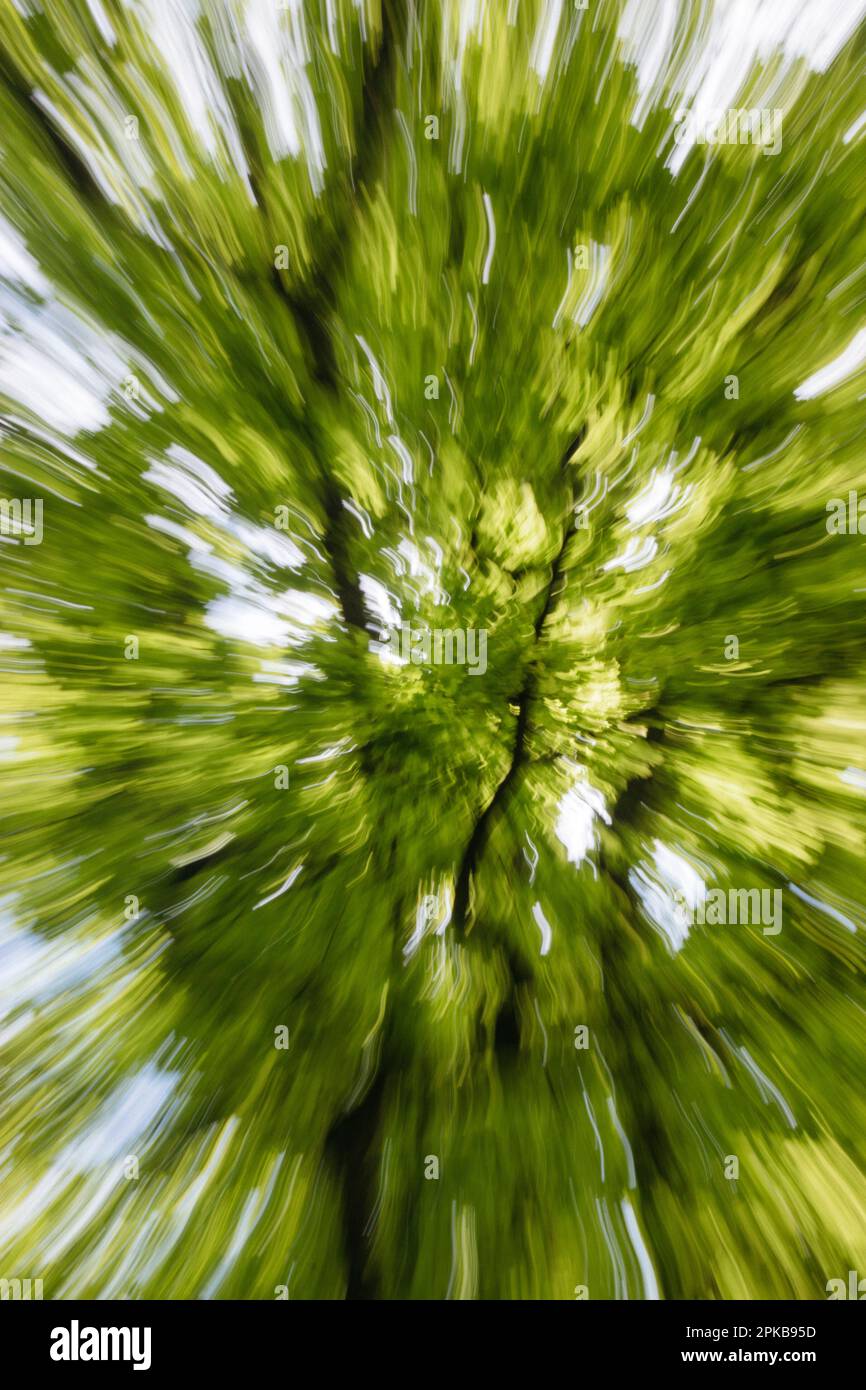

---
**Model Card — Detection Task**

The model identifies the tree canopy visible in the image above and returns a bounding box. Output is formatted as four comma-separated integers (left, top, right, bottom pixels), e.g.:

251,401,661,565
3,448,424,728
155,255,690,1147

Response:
1,0,865,1299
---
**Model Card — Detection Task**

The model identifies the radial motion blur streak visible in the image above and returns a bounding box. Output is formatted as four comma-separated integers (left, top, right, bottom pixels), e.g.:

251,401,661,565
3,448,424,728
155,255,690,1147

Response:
1,0,866,1300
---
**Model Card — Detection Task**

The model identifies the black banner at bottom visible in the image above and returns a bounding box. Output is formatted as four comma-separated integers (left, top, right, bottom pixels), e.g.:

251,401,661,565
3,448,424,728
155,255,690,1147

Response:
0,1297,861,1375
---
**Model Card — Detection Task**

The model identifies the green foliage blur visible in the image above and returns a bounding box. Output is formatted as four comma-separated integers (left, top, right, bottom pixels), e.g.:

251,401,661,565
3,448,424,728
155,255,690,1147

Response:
1,0,865,1299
